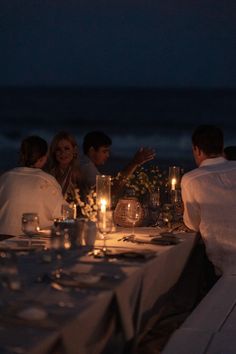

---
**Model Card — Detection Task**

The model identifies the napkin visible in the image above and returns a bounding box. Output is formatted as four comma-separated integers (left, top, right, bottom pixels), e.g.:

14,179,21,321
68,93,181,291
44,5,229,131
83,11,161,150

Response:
94,249,156,261
151,235,180,245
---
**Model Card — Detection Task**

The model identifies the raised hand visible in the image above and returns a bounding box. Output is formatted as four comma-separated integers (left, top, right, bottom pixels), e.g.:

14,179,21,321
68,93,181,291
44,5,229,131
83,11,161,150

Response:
132,147,156,166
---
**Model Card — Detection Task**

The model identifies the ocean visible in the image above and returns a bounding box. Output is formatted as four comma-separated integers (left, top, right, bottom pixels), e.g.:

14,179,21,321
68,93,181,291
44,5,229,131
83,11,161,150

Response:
1,87,236,174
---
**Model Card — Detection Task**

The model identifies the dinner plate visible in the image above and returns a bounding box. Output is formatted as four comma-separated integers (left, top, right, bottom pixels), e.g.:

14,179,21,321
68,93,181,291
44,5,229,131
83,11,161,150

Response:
0,240,45,252
17,306,48,320
54,273,101,288
19,229,51,238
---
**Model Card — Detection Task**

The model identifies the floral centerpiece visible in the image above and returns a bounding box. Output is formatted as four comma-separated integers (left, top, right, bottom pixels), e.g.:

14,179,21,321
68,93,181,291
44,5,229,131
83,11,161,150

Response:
113,164,168,227
123,165,167,201
73,188,98,222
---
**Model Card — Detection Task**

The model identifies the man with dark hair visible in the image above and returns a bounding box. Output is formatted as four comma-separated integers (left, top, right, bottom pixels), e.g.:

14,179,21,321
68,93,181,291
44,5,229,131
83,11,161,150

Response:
181,125,236,276
80,130,155,194
82,131,112,156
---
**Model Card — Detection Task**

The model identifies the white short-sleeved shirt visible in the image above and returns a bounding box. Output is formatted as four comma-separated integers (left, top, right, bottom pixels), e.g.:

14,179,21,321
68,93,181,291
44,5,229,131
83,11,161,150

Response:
0,167,65,236
181,157,236,275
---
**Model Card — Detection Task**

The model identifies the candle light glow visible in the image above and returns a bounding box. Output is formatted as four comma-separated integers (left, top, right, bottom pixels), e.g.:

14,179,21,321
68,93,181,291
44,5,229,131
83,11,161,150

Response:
171,177,177,191
100,199,107,213
100,199,107,231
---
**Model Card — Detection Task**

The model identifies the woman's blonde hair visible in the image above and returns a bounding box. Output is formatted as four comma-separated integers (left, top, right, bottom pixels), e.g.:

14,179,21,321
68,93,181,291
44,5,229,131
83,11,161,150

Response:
49,131,79,167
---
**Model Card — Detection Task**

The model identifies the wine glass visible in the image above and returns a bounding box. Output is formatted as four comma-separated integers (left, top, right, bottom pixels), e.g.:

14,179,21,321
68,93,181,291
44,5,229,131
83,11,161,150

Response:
125,201,142,238
161,204,173,230
97,210,113,255
49,222,72,277
149,189,161,226
0,250,21,291
21,213,40,246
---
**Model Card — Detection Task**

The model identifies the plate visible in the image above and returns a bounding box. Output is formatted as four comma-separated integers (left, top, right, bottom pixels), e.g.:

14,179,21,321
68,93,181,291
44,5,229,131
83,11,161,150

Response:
17,306,48,320
55,273,101,288
0,240,45,252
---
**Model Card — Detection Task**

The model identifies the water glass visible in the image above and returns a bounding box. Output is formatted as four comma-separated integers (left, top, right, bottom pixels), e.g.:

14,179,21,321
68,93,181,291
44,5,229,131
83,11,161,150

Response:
22,213,40,237
162,203,173,230
0,251,21,290
61,204,75,220
83,220,97,247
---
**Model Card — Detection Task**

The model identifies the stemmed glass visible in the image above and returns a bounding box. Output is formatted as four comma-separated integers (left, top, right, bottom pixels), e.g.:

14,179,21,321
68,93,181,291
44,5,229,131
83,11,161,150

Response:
0,251,21,291
125,202,142,238
149,188,161,226
97,210,113,256
21,213,40,246
161,203,173,230
50,221,72,277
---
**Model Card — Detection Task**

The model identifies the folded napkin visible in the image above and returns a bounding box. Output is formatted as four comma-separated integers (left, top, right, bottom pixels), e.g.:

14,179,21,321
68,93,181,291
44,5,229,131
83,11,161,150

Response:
151,236,180,245
94,248,156,261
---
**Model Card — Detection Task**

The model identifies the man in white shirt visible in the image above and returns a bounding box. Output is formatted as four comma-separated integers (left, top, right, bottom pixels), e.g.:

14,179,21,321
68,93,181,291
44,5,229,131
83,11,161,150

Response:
181,125,236,275
0,136,65,236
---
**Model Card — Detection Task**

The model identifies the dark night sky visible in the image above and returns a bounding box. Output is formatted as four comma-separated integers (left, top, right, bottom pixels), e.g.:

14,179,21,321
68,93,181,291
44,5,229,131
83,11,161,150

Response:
1,0,236,88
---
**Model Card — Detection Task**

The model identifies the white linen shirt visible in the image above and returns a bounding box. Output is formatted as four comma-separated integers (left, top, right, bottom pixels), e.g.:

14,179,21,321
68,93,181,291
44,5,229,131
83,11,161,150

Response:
0,167,65,236
181,157,236,275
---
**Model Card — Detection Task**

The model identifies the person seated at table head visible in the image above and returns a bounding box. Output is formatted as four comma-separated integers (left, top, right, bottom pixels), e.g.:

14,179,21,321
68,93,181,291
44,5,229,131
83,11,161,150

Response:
80,130,156,196
181,124,236,276
224,145,236,161
46,131,81,203
0,135,65,236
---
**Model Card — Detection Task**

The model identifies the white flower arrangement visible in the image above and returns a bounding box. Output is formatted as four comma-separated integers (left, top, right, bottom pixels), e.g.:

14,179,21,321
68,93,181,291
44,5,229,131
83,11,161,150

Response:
125,165,167,199
74,188,98,222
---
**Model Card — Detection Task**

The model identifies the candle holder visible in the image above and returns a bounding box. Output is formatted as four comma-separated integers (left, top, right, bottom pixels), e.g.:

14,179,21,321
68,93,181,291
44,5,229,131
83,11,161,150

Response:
169,166,181,208
96,175,112,256
96,175,111,211
169,166,180,191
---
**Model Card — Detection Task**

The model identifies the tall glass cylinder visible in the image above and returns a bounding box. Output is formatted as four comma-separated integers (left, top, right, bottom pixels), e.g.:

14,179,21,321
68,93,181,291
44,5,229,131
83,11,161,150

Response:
96,175,111,211
169,166,180,191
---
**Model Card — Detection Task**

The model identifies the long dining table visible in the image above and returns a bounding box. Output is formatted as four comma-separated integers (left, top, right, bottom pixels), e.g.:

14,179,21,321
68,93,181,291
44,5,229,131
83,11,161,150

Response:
0,226,197,354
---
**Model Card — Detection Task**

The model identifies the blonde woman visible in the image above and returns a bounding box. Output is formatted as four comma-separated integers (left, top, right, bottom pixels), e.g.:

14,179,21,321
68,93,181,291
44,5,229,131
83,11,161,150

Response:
47,131,81,203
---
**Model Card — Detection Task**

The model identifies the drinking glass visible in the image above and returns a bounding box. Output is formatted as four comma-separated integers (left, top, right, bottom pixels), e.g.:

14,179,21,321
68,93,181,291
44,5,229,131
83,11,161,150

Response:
50,222,72,277
61,204,75,220
125,201,142,237
149,188,161,225
0,251,21,291
162,203,173,230
97,210,113,255
22,213,40,245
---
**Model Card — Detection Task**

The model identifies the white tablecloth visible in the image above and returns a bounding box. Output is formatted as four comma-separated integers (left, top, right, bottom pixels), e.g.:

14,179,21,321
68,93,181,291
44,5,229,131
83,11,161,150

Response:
0,227,197,354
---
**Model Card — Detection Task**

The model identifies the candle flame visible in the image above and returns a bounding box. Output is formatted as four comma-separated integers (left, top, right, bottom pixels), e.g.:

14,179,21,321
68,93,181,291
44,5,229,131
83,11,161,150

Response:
100,199,107,212
171,178,177,190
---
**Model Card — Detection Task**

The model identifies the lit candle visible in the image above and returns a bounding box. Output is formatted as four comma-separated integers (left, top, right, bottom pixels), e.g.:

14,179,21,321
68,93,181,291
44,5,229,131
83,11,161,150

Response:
100,199,107,230
100,199,107,213
73,203,77,219
171,177,177,191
